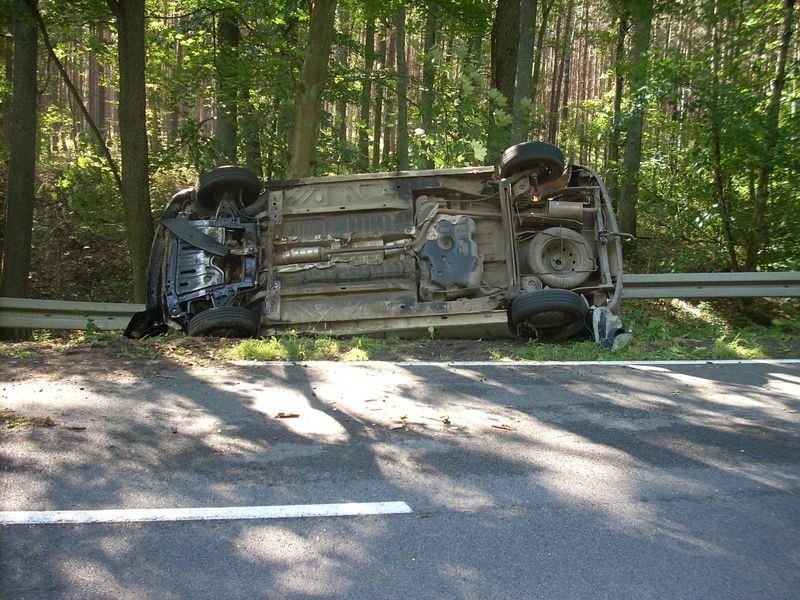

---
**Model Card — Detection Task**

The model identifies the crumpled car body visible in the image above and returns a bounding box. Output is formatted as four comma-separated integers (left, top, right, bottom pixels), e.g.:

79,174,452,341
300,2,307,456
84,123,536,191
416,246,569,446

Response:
126,141,624,341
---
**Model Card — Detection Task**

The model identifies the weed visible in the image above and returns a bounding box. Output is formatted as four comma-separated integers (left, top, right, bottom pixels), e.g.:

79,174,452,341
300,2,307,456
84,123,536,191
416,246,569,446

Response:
1,407,56,430
706,334,767,360
117,340,163,360
0,345,35,359
31,330,54,343
225,333,379,362
342,347,370,361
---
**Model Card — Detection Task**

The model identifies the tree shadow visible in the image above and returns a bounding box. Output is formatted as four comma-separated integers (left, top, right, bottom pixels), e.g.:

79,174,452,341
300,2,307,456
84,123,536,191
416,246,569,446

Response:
1,356,799,597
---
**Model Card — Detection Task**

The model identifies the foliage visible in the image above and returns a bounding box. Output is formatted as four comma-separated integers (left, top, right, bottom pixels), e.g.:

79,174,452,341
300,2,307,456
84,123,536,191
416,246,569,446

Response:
1,0,797,304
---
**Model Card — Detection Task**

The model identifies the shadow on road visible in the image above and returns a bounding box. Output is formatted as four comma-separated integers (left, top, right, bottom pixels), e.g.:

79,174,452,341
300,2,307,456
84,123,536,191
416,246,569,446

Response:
1,353,799,598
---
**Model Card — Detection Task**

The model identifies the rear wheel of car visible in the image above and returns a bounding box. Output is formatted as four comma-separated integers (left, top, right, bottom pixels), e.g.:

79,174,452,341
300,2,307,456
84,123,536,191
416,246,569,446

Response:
196,166,261,211
187,306,259,338
510,289,587,339
498,141,565,184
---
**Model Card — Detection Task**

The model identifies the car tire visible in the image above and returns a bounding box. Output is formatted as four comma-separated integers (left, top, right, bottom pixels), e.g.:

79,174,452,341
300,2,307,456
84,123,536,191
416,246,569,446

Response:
498,141,565,184
146,232,168,309
187,306,259,338
526,227,594,288
196,166,262,211
510,289,587,338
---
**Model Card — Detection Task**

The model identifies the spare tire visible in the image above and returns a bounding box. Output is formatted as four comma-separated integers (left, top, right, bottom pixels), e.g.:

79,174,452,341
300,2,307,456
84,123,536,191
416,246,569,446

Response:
526,227,594,289
196,166,262,211
187,306,259,338
498,141,565,184
510,289,587,338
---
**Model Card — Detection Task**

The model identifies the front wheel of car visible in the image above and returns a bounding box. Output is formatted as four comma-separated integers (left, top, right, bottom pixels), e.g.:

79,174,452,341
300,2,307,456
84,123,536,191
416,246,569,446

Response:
196,165,262,211
509,289,587,339
187,306,259,338
498,141,565,184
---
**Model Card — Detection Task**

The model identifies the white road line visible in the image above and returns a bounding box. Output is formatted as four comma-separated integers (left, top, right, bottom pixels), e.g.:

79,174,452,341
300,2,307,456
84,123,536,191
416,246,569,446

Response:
393,359,800,367
236,359,800,368
0,501,413,526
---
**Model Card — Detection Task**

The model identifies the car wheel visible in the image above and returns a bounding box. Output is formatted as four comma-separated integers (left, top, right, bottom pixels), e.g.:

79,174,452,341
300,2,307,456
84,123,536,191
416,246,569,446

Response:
196,165,262,211
187,306,259,338
526,227,594,288
510,289,587,338
498,141,565,184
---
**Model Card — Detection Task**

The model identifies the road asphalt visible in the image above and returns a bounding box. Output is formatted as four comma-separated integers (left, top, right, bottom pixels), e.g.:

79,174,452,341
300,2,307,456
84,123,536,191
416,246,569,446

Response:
1,357,799,599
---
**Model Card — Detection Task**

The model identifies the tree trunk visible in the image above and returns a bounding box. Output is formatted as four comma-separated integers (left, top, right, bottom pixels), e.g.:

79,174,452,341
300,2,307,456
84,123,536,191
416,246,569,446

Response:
606,9,628,201
109,0,154,303
531,0,552,137
372,23,387,169
547,13,564,144
241,86,262,176
1,22,13,148
490,0,519,105
394,5,409,170
488,0,519,160
559,0,576,142
1,0,38,341
382,24,396,166
215,9,240,165
288,0,338,178
512,0,537,144
419,2,437,168
745,0,795,270
358,10,375,171
617,0,654,239
709,0,738,271
335,6,350,150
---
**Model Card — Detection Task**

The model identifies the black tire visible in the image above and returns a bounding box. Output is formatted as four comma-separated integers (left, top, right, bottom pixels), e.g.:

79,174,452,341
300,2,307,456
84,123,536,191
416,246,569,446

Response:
498,141,565,184
146,232,167,309
510,289,587,338
187,306,259,338
196,166,262,211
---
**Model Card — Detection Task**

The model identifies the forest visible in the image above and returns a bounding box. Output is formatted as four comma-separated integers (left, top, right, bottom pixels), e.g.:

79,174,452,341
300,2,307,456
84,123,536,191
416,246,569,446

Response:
0,0,797,311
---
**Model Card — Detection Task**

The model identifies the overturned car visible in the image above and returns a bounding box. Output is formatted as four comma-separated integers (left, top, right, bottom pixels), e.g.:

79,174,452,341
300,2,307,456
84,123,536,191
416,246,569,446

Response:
126,141,625,342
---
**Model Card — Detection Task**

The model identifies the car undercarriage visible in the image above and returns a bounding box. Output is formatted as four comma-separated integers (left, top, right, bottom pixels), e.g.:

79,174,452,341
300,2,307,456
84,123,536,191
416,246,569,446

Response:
126,141,625,344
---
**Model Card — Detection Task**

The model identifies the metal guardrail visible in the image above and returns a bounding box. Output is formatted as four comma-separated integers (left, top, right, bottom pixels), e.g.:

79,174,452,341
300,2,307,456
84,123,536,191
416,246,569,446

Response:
0,297,145,331
622,271,800,299
0,272,798,331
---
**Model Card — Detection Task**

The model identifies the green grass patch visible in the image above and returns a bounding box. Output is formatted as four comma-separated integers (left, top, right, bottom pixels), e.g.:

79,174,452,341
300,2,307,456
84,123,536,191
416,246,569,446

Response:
222,332,379,362
0,345,36,359
1,407,56,430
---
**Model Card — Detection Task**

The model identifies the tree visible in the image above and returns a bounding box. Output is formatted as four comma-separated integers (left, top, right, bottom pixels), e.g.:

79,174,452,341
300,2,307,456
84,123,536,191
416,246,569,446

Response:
108,0,154,303
617,0,654,238
605,8,628,201
745,0,795,270
288,0,338,178
1,0,38,340
488,0,519,160
357,6,375,171
394,4,409,170
215,8,240,165
419,2,437,168
511,0,537,144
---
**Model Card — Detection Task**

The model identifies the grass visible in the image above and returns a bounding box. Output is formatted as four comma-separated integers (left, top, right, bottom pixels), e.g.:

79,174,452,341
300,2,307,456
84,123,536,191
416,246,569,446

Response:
1,298,798,363
221,332,382,362
1,407,56,430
